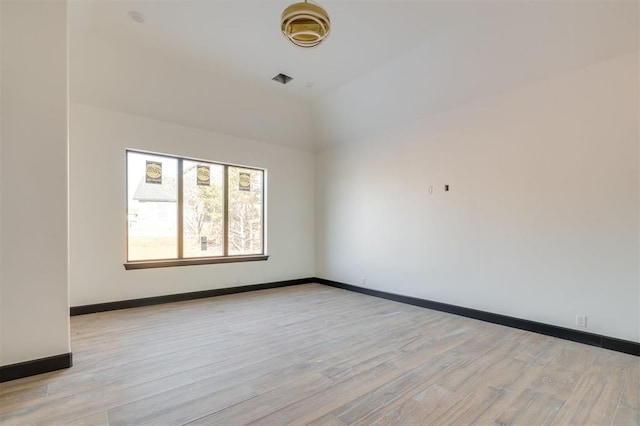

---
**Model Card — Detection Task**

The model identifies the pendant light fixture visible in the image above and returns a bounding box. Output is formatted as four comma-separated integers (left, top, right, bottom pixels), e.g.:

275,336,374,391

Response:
281,0,330,48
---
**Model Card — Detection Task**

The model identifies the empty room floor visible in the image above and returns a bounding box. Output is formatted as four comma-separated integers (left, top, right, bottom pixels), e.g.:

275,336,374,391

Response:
1,284,638,425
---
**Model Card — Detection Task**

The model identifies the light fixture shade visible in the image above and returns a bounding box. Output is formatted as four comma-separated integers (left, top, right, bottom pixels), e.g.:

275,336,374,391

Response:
281,0,330,48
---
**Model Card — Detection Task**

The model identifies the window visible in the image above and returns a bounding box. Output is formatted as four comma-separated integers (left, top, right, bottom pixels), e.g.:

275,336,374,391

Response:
125,150,266,269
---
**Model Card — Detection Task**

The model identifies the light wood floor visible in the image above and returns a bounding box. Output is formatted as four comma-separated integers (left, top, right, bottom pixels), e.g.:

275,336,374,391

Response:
1,284,638,425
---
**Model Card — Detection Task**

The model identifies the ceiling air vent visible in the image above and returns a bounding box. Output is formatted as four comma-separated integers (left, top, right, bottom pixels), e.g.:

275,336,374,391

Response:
272,73,293,85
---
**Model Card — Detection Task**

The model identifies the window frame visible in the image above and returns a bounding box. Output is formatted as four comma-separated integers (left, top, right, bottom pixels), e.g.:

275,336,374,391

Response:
124,149,268,270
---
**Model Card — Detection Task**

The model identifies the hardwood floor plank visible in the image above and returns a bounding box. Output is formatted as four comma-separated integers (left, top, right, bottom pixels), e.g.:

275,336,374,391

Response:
335,327,508,425
274,327,503,426
0,372,194,425
550,349,633,425
492,387,564,425
107,383,257,425
525,341,600,401
248,360,402,425
185,371,332,425
0,383,48,407
435,331,543,396
429,385,507,424
618,352,639,411
369,384,460,426
65,411,110,426
305,413,348,426
0,372,62,397
612,406,640,426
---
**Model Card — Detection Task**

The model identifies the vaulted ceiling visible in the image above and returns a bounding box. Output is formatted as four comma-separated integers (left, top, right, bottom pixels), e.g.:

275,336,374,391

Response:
70,1,639,151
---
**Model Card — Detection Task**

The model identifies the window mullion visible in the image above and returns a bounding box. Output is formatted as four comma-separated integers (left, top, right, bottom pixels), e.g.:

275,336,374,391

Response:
177,159,184,259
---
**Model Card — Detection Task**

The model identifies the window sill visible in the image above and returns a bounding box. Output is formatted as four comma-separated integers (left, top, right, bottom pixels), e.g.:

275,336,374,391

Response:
124,255,269,270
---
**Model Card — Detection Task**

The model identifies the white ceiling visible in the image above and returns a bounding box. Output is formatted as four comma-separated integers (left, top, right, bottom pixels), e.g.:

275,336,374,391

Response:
70,0,461,101
69,1,639,150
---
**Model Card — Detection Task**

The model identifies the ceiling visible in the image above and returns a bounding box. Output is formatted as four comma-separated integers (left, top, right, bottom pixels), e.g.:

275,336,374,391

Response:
69,1,639,150
70,0,463,101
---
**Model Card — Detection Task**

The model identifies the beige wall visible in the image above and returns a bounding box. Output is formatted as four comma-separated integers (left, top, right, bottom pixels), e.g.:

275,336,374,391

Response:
316,52,639,342
69,103,315,306
1,1,70,365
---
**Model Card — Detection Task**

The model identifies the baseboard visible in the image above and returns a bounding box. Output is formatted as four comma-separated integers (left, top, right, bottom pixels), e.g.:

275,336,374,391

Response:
70,278,315,316
316,278,640,357
0,353,73,383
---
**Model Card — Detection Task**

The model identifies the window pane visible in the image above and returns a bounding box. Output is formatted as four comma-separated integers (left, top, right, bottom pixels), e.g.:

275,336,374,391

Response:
127,152,178,261
183,161,224,258
228,167,263,255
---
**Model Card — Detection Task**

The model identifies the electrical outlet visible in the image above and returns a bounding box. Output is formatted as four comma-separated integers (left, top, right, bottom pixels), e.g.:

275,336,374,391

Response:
576,315,587,328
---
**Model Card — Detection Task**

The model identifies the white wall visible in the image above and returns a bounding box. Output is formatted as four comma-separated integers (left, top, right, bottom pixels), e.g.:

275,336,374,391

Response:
312,1,639,150
1,1,70,365
69,103,314,306
70,22,314,151
315,52,639,342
